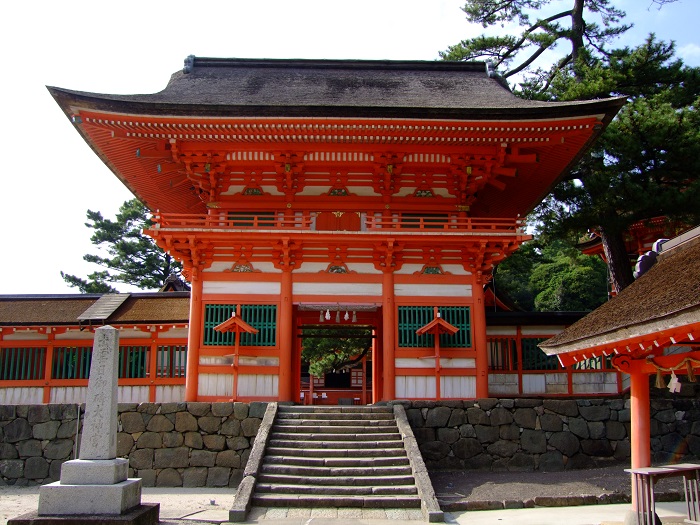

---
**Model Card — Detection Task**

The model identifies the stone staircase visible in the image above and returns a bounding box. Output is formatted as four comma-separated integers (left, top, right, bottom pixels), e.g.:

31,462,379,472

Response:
230,403,443,522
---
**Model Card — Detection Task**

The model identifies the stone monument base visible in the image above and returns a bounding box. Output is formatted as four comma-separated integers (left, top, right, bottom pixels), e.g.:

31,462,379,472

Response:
39,479,142,515
7,503,159,525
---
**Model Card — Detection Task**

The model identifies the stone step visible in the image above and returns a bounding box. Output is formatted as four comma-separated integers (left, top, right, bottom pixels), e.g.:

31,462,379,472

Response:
251,493,421,509
271,432,402,441
277,406,393,414
260,463,413,477
275,418,397,426
266,446,407,458
272,424,398,433
264,455,409,468
278,412,395,421
257,473,417,487
267,439,405,450
255,483,418,496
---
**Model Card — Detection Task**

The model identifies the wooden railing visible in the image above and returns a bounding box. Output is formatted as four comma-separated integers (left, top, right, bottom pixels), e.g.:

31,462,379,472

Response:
151,212,525,233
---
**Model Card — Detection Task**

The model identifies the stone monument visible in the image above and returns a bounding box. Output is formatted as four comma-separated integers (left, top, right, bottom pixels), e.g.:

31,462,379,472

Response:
9,326,159,525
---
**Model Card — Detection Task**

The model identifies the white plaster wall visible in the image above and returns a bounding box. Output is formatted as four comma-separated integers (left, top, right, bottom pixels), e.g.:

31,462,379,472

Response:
572,372,618,394
440,358,475,369
395,376,436,399
486,327,518,336
157,328,189,339
51,387,88,404
238,374,278,397
118,386,149,403
522,374,546,395
521,326,564,335
293,282,381,296
0,387,43,404
203,281,281,295
441,376,476,398
239,356,279,366
545,373,569,394
396,358,435,369
198,373,233,397
205,261,281,273
1,331,48,341
394,283,471,297
156,385,186,403
56,331,95,341
488,374,519,396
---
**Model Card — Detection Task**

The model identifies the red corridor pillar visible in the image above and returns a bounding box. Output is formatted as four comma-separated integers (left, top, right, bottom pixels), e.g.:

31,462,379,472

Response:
382,270,396,401
185,272,203,401
472,279,489,398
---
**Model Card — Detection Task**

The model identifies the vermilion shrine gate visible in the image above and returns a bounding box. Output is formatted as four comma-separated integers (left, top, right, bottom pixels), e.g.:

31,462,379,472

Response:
47,57,623,404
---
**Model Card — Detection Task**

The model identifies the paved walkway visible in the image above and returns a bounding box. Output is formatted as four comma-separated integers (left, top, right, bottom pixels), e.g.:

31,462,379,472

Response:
0,485,691,525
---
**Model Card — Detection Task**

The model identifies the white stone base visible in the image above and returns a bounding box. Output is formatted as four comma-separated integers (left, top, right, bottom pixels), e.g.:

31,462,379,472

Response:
38,479,142,515
60,458,128,485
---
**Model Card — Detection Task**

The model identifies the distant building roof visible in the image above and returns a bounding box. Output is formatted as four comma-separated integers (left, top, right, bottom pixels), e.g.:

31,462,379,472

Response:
0,293,190,326
541,228,700,363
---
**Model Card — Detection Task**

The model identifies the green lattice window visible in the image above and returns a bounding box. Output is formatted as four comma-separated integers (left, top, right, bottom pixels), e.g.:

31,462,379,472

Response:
203,304,277,346
0,347,46,380
52,347,92,379
521,338,561,370
397,306,471,348
118,346,148,379
157,345,187,378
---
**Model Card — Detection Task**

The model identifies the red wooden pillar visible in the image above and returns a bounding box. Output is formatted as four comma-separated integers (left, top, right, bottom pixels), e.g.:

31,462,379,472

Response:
629,369,651,510
472,279,489,398
149,332,158,402
382,270,396,401
43,331,55,404
278,269,294,401
185,273,203,401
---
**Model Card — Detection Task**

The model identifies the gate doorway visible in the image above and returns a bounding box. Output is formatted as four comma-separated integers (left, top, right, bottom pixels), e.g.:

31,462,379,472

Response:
294,304,380,405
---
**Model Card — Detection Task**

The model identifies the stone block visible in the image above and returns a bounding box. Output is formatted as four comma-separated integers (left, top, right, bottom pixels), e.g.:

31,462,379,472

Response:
499,424,520,441
436,427,460,444
581,439,614,457
27,405,50,425
241,418,261,437
185,432,204,449
129,449,153,470
548,431,580,457
543,399,579,417
48,460,64,481
137,404,159,415
175,411,199,432
233,403,249,420
57,421,78,439
206,466,231,487
588,421,605,439
137,469,157,487
24,456,49,479
212,402,234,417
226,437,250,451
187,402,211,417
0,443,19,460
120,412,146,433
507,452,535,472
452,438,483,460
38,478,142,515
183,467,208,487
579,405,610,422
419,441,450,461
220,419,241,436
655,409,677,423
162,432,184,448
33,421,60,441
459,424,476,438
475,425,499,444
539,450,565,472
0,405,16,420
118,403,139,413
606,420,627,440
216,450,241,468
487,440,518,458
0,459,24,478
447,408,466,427
614,439,631,460
463,453,492,470
521,429,546,453
568,417,590,439
18,440,42,458
466,407,488,425
190,450,217,467
198,416,222,433
539,414,563,432
117,433,134,456
154,447,189,469
60,458,128,485
514,399,541,408
146,415,174,432
489,407,513,426
44,439,74,460
413,427,436,444
136,432,162,449
159,402,186,414
156,468,182,487
4,419,32,443
513,408,537,429
425,407,452,427
248,402,267,419
203,435,226,451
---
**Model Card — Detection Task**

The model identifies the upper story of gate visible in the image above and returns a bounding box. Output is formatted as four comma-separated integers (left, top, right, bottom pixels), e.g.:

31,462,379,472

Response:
48,57,624,220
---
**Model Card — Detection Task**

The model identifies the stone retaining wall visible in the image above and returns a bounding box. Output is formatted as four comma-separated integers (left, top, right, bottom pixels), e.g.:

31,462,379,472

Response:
3,397,700,485
0,402,265,487
390,397,700,471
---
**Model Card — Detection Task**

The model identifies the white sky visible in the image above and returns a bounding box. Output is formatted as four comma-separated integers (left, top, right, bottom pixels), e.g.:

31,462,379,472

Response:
1,0,698,295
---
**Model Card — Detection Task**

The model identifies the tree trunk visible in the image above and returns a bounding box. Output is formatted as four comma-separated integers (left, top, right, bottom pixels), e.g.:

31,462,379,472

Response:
600,228,635,294
571,0,585,64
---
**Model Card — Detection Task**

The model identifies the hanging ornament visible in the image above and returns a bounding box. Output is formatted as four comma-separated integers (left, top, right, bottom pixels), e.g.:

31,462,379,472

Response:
687,361,696,383
655,369,666,389
319,310,324,322
335,310,340,323
352,311,357,323
325,309,331,320
668,371,681,393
